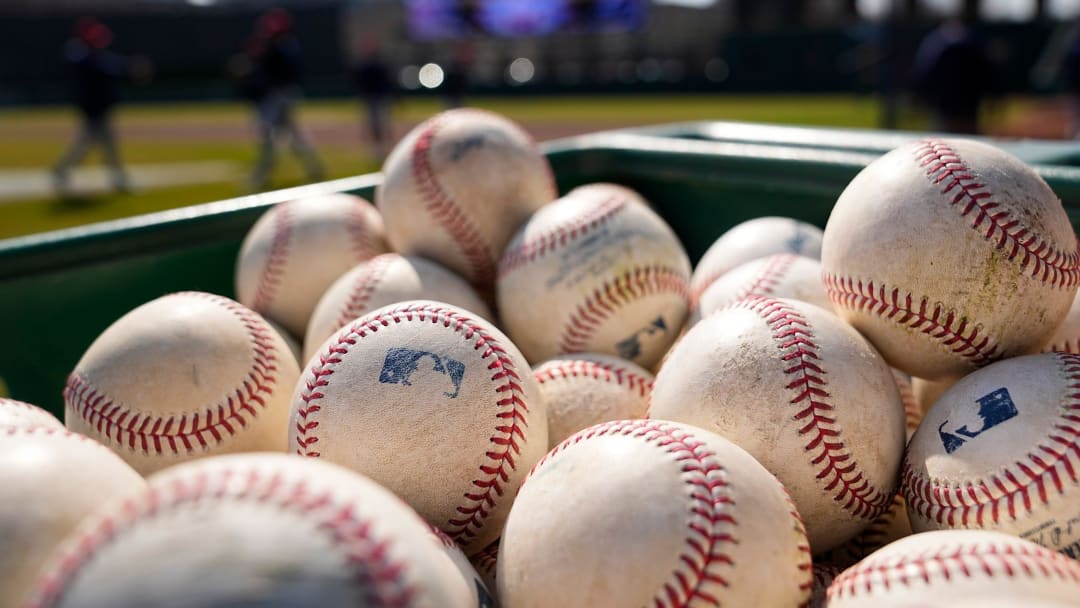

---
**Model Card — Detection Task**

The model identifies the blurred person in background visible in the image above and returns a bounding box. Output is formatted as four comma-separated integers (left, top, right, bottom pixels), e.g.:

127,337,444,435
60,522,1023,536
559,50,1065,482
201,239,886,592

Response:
52,17,151,196
243,8,325,191
1063,25,1080,139
913,18,994,135
352,39,395,160
443,42,474,109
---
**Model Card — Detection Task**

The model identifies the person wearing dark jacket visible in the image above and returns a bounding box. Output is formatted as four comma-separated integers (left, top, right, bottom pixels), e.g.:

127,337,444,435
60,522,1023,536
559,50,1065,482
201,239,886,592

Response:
913,20,994,134
52,17,140,195
246,9,324,191
352,40,395,160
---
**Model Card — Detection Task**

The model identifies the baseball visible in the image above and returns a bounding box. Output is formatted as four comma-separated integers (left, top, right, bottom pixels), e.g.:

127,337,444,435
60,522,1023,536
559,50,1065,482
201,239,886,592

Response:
235,192,389,337
290,300,547,553
377,108,556,288
1044,290,1080,353
497,183,691,368
64,292,300,475
304,253,492,362
690,216,823,307
0,427,145,608
27,454,473,607
649,296,907,552
0,398,62,430
533,353,653,447
822,139,1079,380
692,253,830,324
903,352,1080,556
497,419,812,607
826,530,1080,607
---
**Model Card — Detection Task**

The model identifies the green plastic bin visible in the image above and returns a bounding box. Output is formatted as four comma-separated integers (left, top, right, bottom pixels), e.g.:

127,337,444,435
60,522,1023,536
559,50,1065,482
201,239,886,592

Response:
3,121,1080,416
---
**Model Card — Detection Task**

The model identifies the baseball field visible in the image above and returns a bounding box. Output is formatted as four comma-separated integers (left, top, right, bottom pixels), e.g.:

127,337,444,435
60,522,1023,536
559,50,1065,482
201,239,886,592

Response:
0,93,1056,240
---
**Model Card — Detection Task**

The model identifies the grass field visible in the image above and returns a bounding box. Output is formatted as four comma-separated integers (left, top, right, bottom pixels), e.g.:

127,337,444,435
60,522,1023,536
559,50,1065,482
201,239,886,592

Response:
0,93,1047,240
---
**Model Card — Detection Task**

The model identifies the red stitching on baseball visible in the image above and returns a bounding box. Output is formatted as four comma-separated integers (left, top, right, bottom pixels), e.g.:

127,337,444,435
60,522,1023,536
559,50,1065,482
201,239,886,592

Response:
472,541,499,580
412,117,495,286
251,202,293,314
534,359,653,398
63,292,281,455
2,425,113,447
827,536,1080,600
732,296,892,520
0,398,55,417
27,465,417,608
914,139,1080,289
498,193,628,278
902,352,1080,528
1046,338,1080,355
786,487,815,605
823,272,1002,367
730,253,798,304
559,265,689,355
529,419,743,606
295,302,529,545
335,254,398,330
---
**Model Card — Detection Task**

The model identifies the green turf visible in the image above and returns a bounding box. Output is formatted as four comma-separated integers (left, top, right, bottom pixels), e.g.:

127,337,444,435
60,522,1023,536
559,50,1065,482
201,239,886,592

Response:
0,93,1021,240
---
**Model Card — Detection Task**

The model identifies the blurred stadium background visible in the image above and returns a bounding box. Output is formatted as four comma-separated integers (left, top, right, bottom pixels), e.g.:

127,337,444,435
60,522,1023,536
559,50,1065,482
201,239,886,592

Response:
1,0,1077,239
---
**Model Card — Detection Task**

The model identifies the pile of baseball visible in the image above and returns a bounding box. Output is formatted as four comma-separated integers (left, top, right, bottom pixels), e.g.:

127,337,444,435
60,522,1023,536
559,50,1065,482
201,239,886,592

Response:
4,110,1080,608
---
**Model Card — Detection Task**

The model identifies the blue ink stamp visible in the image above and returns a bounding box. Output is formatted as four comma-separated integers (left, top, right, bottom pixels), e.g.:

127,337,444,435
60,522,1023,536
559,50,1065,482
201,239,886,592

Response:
786,222,809,253
616,316,667,361
449,134,487,162
378,348,465,399
938,387,1018,454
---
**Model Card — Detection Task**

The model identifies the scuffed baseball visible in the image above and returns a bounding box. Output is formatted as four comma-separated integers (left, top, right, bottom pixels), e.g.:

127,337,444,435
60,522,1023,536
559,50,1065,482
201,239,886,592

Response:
377,108,556,288
290,300,547,553
1044,289,1080,353
26,454,472,608
497,183,691,368
304,253,492,363
534,353,653,448
903,352,1080,556
649,296,906,552
690,216,823,306
826,530,1080,607
498,419,812,607
0,427,145,608
693,253,830,324
236,193,389,337
64,292,300,476
822,139,1079,380
0,398,62,430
